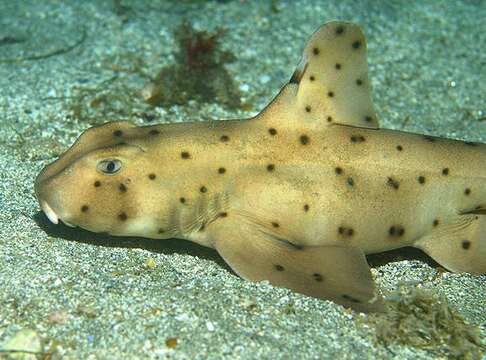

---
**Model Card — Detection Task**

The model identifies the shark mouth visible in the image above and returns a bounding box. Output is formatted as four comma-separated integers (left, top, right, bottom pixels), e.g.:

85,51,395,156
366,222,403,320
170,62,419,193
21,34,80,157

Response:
39,200,75,227
40,200,58,224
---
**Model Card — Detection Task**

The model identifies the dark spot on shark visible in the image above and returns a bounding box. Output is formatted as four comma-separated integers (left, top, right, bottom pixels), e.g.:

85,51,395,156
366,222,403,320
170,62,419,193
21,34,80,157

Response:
218,167,226,174
267,164,275,172
350,135,365,143
81,205,89,213
179,197,186,204
158,228,165,234
219,212,228,218
313,273,323,282
268,128,277,135
94,181,101,187
442,168,449,175
335,167,343,175
465,188,471,195
119,183,127,193
303,204,309,212
387,177,399,190
271,222,279,228
364,116,373,122
113,130,123,137
462,240,471,249
200,186,207,193
300,134,310,145
335,63,341,70
313,47,319,55
389,225,405,237
149,129,160,135
220,135,229,142
328,91,334,98
417,176,425,184
327,116,333,122
433,219,439,227
347,177,354,186
118,212,128,221
356,79,363,86
342,294,361,303
352,41,361,49
396,145,403,151
148,173,156,180
275,264,285,271
305,105,311,113
181,151,190,159
335,26,345,35
309,75,315,81
338,226,354,237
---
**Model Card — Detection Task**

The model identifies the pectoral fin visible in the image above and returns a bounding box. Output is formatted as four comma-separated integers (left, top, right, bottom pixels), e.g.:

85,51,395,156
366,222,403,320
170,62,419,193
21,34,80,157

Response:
211,225,384,312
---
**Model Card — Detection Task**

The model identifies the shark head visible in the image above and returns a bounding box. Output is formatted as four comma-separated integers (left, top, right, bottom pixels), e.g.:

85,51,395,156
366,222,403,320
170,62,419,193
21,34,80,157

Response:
35,121,176,238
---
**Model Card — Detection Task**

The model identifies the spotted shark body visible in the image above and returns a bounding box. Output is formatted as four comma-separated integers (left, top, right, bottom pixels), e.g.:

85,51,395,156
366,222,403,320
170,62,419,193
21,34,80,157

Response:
35,21,486,312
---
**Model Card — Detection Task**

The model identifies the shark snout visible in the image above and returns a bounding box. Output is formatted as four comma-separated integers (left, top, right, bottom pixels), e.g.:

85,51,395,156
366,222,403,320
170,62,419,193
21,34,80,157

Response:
35,165,59,224
37,197,76,227
35,164,75,227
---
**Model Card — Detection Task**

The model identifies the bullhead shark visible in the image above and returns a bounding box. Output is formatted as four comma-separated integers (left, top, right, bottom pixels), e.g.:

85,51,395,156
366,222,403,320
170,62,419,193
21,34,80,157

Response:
34,21,486,312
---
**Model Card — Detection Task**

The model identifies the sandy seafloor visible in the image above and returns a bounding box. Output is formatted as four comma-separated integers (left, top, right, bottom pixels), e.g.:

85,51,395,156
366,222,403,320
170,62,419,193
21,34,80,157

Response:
0,0,485,359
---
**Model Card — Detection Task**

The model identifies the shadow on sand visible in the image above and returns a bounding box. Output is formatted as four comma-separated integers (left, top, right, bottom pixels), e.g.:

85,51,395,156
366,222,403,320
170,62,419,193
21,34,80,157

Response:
33,211,230,271
33,211,441,273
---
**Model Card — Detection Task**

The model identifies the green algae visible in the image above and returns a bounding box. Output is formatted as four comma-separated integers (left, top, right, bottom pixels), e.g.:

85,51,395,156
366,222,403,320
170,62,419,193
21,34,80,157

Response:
366,286,485,359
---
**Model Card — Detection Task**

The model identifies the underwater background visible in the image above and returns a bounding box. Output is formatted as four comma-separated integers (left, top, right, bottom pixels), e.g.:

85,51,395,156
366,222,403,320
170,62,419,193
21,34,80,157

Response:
0,0,485,358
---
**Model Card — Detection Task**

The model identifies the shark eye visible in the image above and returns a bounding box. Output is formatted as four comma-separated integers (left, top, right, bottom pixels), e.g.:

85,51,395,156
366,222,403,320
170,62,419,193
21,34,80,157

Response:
97,159,122,175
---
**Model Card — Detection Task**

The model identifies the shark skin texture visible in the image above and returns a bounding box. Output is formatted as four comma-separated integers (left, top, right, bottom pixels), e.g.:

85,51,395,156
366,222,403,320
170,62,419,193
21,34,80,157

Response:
35,21,486,312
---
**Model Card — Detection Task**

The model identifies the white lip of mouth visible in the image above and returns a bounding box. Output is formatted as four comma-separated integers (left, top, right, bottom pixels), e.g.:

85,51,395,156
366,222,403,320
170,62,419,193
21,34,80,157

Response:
40,200,76,227
40,200,59,225
62,220,75,228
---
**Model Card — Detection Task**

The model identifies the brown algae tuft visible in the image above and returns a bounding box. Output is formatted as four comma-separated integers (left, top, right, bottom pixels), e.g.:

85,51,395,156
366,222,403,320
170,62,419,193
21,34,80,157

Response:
141,22,241,109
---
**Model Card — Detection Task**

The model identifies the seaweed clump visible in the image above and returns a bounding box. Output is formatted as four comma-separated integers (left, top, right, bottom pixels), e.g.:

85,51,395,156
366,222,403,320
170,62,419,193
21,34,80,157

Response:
367,286,485,359
141,23,241,109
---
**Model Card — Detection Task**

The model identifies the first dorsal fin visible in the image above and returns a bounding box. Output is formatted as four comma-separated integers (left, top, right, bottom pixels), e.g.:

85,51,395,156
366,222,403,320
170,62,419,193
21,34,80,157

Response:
292,21,379,128
258,21,379,129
